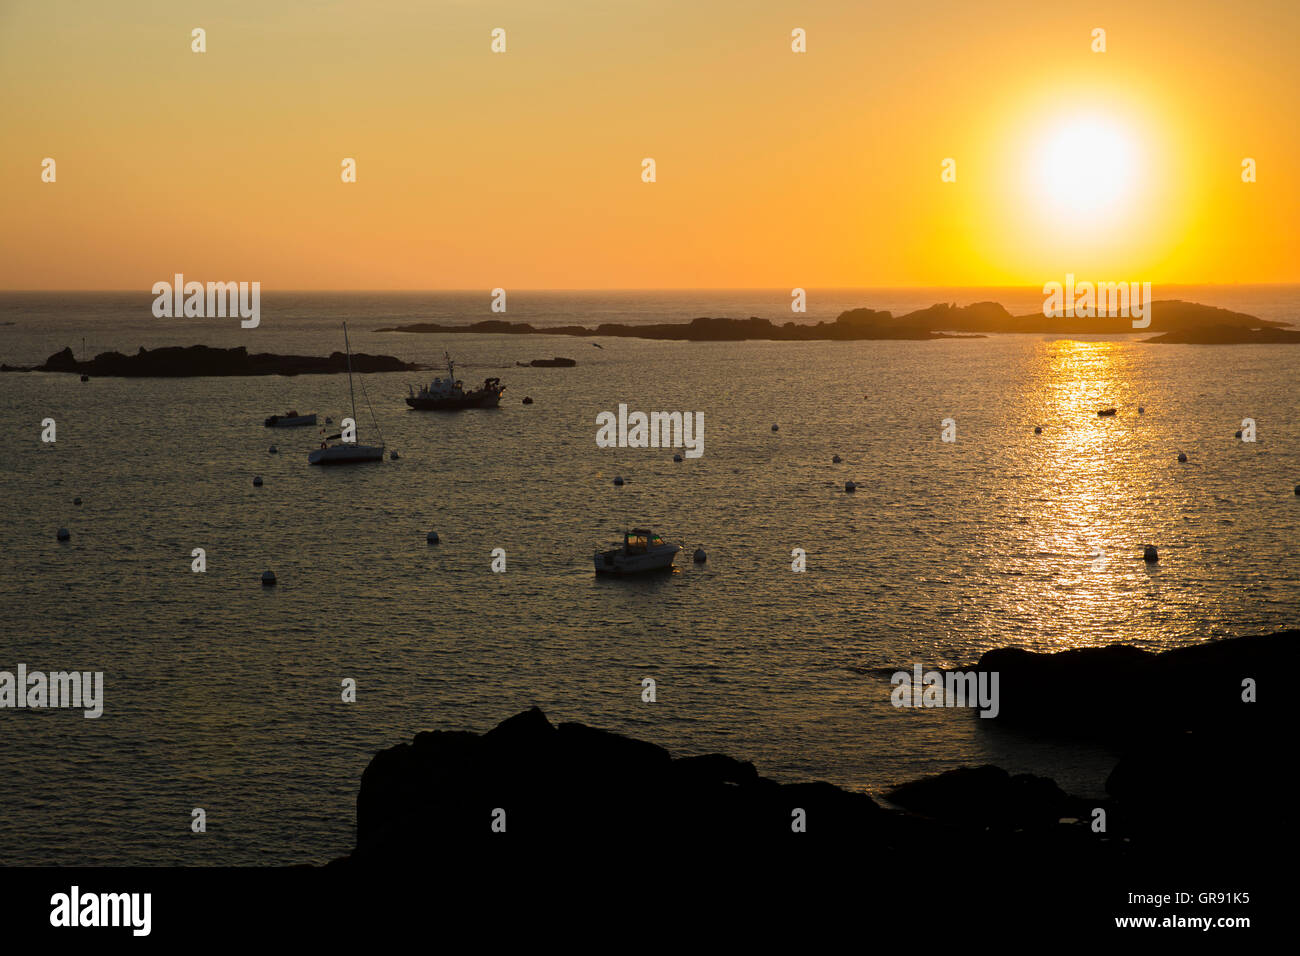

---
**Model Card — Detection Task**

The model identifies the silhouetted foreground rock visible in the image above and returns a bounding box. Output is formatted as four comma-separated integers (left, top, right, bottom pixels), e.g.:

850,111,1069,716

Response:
330,701,1286,923
886,765,1091,830
1,345,421,376
338,707,1134,875
976,629,1297,737
349,707,897,858
970,630,1297,857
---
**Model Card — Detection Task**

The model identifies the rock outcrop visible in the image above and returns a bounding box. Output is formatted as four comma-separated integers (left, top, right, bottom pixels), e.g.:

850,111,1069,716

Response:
373,299,1287,340
5,345,421,376
974,629,1296,737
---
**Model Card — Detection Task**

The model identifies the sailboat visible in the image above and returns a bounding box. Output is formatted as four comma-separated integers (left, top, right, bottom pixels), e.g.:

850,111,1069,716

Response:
309,323,386,465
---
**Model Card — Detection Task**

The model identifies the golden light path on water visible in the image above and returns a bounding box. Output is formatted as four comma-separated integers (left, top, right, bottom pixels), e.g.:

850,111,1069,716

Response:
982,339,1213,651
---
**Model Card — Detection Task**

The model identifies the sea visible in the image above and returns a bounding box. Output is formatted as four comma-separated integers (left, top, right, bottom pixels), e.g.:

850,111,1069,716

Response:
2,286,1297,864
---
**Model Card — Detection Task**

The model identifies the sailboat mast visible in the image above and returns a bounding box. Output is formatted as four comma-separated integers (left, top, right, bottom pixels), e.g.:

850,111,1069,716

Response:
343,322,358,427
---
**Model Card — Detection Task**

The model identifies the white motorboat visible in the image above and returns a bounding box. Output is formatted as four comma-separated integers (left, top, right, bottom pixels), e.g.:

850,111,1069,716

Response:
594,529,680,575
309,322,385,466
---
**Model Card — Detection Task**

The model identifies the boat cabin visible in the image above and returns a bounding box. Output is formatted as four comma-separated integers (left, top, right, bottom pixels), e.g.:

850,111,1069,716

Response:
624,529,665,552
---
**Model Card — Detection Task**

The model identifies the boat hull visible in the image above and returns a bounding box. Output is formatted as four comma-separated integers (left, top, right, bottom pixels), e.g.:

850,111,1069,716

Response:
406,393,502,410
308,444,385,465
593,546,680,575
265,414,317,427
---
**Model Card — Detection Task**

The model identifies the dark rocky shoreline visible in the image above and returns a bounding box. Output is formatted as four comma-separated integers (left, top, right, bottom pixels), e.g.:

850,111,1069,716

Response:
331,630,1295,877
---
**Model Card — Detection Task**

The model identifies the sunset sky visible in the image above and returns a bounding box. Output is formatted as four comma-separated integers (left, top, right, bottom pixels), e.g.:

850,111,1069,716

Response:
1,0,1296,289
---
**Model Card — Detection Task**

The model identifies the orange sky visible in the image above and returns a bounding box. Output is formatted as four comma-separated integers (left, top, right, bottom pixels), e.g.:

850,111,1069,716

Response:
1,0,1296,289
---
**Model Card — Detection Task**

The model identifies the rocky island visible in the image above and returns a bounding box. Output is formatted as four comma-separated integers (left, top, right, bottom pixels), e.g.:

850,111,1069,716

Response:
1140,324,1300,344
375,299,1291,342
1,344,423,376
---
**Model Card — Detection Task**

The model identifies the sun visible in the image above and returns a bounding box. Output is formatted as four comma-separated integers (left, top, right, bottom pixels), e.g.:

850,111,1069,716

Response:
1030,114,1142,222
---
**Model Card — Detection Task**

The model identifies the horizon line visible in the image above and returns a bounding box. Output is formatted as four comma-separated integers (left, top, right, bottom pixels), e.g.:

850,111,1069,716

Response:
3,282,1300,295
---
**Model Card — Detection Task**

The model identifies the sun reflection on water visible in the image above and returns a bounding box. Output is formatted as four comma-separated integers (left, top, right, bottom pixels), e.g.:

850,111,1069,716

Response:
982,338,1198,651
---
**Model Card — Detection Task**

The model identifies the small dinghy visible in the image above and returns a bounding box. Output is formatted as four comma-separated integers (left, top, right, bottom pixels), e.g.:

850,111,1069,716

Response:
594,529,679,575
265,410,317,428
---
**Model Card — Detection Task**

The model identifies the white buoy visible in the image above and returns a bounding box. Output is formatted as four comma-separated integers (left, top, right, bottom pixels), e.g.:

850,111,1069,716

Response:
427,531,440,544
56,528,70,541
845,480,857,493
73,497,82,506
261,570,277,586
832,455,842,463
693,547,707,563
253,475,263,486
1177,452,1187,463
673,453,683,463
269,445,278,454
1143,545,1159,563
613,476,624,486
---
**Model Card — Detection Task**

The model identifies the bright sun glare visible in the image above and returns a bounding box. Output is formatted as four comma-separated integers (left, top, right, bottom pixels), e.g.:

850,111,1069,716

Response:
1032,115,1141,221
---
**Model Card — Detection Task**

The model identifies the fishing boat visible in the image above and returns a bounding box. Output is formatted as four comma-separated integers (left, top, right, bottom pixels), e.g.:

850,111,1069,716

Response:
594,529,680,575
264,410,317,428
406,353,505,410
309,323,385,465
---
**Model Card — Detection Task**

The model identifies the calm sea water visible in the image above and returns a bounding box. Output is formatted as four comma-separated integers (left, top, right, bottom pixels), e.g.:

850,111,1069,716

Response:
2,288,1298,865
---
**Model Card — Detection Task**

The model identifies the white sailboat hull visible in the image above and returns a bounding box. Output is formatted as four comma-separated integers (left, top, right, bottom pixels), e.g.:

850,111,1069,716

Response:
309,443,385,465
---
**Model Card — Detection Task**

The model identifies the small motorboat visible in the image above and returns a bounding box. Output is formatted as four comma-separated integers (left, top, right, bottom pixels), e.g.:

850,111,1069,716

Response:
265,410,317,428
1097,408,1118,417
594,528,680,575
